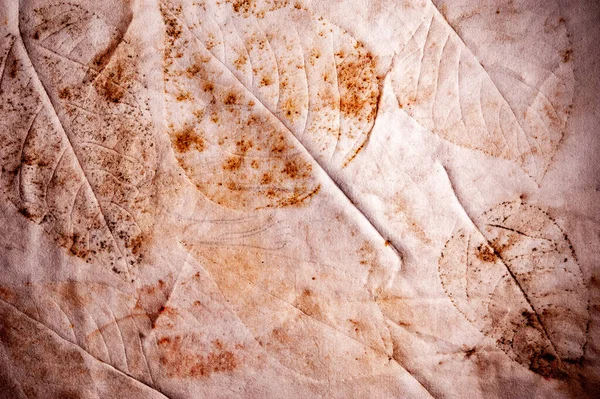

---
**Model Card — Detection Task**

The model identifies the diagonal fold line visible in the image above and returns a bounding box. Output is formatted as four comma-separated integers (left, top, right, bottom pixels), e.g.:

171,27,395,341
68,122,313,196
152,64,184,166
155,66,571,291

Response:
148,245,192,329
164,4,404,263
386,323,437,399
0,34,17,87
0,297,172,399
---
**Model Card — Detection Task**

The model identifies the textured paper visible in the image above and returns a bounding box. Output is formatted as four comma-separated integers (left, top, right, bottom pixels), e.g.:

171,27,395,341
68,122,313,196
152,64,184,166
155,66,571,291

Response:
0,0,599,397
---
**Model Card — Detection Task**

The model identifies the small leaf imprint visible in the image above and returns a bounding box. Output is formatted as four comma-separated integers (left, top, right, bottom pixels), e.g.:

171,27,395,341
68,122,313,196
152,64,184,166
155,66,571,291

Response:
439,201,588,379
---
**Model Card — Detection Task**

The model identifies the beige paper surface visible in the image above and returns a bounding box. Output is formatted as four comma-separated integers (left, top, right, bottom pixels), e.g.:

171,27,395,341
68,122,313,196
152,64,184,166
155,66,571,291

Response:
0,0,599,397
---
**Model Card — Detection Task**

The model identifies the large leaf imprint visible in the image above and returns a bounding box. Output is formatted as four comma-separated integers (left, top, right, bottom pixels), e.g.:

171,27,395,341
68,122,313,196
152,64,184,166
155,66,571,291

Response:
0,1,157,276
0,296,167,399
391,1,574,180
439,201,588,378
161,0,379,209
0,280,156,385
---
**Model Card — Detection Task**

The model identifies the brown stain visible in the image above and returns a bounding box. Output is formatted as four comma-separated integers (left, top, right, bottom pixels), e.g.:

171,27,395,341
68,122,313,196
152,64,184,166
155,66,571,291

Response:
259,75,273,87
260,172,272,184
223,91,239,106
135,277,171,325
233,54,247,70
342,138,368,167
172,125,205,153
336,47,379,124
7,57,18,79
397,94,417,109
561,48,573,63
348,318,362,333
293,288,323,318
176,91,192,101
0,286,15,302
475,244,498,263
223,156,243,171
464,347,477,359
190,4,379,170
157,335,239,378
56,281,94,308
161,4,183,40
488,232,517,257
58,87,72,100
227,0,296,17
269,326,291,346
69,233,91,260
91,34,124,70
282,159,310,179
128,231,151,258
228,0,257,14
520,340,565,379
93,56,133,103
271,184,321,207
280,96,302,122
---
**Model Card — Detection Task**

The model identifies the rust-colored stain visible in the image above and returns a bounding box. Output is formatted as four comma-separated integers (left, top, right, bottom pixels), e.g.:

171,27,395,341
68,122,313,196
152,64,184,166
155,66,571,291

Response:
0,286,16,302
474,244,497,263
58,87,72,100
293,288,323,318
162,4,183,40
172,125,205,153
336,48,379,124
176,91,192,101
135,277,171,325
223,91,239,106
280,97,302,122
228,0,257,14
157,335,239,378
93,56,134,103
259,75,274,87
1,0,594,396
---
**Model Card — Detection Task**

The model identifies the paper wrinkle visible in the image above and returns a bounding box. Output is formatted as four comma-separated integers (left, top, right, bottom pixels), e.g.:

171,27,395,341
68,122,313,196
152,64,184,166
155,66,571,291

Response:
0,0,598,398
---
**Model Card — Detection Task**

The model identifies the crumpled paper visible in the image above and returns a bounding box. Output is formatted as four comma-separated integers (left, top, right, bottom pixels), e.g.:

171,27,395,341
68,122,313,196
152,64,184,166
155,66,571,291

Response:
0,0,599,397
